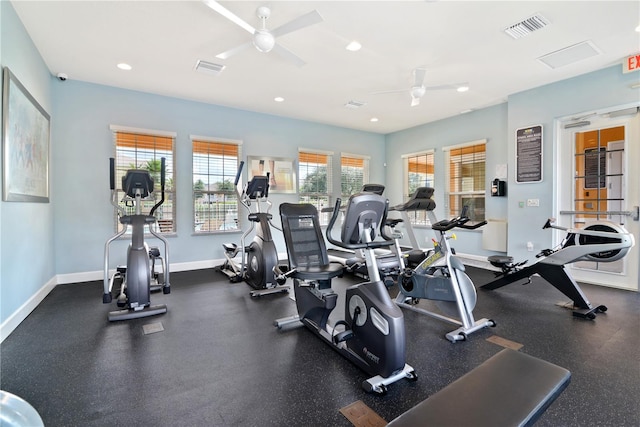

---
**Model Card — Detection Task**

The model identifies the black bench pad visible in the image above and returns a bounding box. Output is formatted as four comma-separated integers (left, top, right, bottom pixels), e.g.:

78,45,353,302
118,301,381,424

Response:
387,348,570,427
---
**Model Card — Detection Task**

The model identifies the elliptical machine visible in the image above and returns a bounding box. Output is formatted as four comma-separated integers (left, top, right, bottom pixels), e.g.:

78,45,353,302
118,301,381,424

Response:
216,161,288,297
103,158,170,321
394,206,496,342
274,193,417,395
482,218,635,319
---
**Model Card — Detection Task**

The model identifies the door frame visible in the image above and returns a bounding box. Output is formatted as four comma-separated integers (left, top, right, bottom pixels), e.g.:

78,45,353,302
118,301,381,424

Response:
555,102,639,290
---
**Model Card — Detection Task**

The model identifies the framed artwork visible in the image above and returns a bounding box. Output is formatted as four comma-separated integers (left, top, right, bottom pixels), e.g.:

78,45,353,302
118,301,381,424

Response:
2,67,50,202
247,156,296,194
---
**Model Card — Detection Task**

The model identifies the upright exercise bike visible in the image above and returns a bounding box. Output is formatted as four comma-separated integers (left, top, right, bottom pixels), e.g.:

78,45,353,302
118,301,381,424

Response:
274,193,416,395
103,158,170,321
482,218,635,319
393,206,496,342
217,161,288,297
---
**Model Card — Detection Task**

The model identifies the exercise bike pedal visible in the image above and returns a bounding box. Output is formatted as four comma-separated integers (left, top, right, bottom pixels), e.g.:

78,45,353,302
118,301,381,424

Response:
333,329,354,344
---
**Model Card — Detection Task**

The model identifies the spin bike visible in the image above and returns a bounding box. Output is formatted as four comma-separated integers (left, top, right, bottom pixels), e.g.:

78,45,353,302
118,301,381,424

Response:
103,158,170,322
394,206,496,342
482,218,635,319
216,161,288,297
274,193,417,395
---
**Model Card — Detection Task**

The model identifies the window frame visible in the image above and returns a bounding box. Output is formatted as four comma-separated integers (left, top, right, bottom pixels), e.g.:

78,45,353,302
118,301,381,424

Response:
298,148,333,224
191,135,242,234
340,152,370,199
402,149,435,226
110,125,177,235
444,139,486,222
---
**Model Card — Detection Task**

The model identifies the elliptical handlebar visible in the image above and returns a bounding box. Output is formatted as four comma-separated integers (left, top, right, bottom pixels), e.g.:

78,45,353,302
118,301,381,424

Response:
150,157,166,217
234,161,245,186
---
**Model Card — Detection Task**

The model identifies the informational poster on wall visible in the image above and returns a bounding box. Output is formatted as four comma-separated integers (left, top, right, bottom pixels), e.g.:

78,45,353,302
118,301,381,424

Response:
515,125,543,183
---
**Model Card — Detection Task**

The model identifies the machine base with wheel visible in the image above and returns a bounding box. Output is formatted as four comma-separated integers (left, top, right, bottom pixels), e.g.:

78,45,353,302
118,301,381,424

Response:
482,219,633,319
107,304,168,322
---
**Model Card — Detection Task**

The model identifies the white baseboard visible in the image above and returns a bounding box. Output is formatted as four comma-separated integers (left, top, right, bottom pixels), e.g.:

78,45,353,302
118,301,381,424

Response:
2,260,224,343
0,276,57,343
56,259,224,285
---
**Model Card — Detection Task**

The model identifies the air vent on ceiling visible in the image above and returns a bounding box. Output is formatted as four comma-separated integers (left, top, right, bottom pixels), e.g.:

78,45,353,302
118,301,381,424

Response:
344,100,367,109
538,41,600,69
504,14,549,39
195,60,226,75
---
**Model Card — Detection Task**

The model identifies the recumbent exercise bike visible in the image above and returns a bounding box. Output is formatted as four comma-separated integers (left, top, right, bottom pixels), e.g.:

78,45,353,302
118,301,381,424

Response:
274,193,417,395
482,218,635,319
103,158,170,321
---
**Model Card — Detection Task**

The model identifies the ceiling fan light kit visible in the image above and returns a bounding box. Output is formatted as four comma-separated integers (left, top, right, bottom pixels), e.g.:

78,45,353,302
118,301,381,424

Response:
253,29,275,53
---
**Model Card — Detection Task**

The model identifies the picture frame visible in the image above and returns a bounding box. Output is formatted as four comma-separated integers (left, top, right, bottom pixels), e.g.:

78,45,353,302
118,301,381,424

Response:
2,67,51,202
247,156,296,194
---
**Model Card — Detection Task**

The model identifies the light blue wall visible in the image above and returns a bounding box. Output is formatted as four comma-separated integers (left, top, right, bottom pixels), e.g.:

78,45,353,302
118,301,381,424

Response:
0,1,55,325
52,80,386,275
384,103,508,256
505,66,640,262
384,66,639,264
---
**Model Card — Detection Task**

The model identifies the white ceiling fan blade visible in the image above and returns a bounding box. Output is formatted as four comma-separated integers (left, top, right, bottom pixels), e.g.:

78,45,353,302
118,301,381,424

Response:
411,96,421,107
203,0,255,34
271,10,323,38
413,68,427,87
215,41,253,60
272,43,306,67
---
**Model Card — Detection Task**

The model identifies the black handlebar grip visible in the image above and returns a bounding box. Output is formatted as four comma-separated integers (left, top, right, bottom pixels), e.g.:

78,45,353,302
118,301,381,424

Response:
160,157,166,187
109,158,115,190
234,161,245,186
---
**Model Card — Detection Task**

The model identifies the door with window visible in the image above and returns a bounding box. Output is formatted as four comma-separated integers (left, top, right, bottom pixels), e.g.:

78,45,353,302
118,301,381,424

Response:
558,107,639,290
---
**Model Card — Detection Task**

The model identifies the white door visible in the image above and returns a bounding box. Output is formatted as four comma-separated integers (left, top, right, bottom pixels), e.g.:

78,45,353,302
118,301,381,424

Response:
557,106,639,290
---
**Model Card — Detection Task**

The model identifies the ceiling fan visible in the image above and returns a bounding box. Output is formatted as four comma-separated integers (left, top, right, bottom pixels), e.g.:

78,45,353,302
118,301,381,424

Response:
203,1,323,67
372,68,469,107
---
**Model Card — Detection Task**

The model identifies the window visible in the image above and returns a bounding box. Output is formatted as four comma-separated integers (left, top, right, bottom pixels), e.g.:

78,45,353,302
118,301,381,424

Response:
341,153,369,199
192,137,241,233
111,126,176,233
445,140,486,222
299,149,333,223
403,150,435,225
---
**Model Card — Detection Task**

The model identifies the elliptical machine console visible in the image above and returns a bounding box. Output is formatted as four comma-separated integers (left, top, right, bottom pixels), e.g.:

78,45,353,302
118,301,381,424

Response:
103,158,170,321
217,161,288,297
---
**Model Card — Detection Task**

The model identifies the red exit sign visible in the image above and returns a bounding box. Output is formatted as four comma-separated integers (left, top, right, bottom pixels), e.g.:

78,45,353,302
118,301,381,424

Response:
623,53,640,73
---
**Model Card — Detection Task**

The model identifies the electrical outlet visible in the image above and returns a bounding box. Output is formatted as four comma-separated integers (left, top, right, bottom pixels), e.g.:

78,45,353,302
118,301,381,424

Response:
527,198,540,207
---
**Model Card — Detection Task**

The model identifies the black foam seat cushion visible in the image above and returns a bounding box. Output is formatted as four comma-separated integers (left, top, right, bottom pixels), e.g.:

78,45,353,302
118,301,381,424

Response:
387,348,570,427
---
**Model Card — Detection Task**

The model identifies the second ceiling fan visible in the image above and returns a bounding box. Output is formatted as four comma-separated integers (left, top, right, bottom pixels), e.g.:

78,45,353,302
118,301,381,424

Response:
373,68,469,107
203,1,323,67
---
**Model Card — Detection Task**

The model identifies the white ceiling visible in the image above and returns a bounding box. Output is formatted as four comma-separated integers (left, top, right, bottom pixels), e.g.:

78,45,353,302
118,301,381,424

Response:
10,1,640,134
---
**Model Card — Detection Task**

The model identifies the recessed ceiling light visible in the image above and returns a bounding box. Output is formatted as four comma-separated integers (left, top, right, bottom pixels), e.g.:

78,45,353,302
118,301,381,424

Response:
274,97,284,102
346,41,362,52
457,85,469,92
370,117,379,122
636,24,640,32
460,109,473,114
117,63,132,71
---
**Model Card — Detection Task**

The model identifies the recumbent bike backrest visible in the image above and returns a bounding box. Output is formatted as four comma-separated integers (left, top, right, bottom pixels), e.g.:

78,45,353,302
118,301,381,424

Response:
279,203,331,270
341,193,388,245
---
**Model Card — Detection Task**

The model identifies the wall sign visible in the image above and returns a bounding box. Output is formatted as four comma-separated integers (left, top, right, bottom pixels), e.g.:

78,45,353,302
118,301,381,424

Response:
516,125,543,183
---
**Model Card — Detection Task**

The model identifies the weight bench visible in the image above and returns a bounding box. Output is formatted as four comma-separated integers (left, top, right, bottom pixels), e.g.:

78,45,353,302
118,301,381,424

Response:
387,348,570,427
